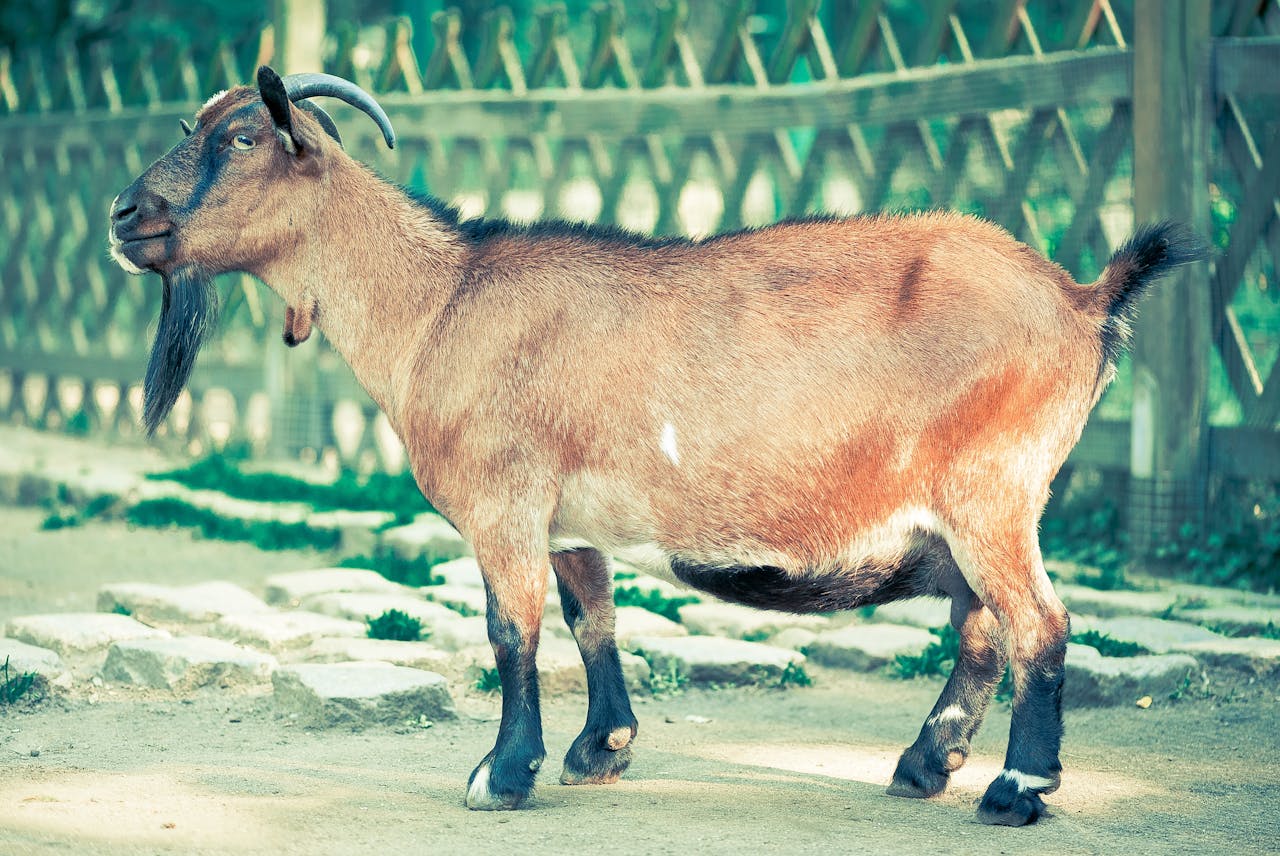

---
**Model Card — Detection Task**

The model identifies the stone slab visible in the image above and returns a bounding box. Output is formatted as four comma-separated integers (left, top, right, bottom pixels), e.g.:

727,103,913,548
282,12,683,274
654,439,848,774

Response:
1167,637,1280,678
299,592,460,631
430,557,484,589
101,636,277,690
212,611,366,651
677,601,828,640
867,598,952,629
804,624,936,671
273,662,455,726
97,581,271,624
421,584,487,616
263,568,404,607
1056,584,1178,619
626,635,803,686
380,514,472,562
1085,617,1224,654
1172,605,1280,635
429,616,491,652
0,637,65,678
295,637,452,670
614,606,688,646
769,627,819,652
5,613,170,655
1064,643,1199,707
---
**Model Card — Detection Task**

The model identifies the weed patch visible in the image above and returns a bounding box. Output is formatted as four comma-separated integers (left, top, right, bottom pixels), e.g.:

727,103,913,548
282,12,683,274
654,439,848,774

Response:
473,667,501,693
645,659,689,695
891,625,1013,700
613,586,698,622
125,498,339,551
1070,630,1148,657
777,661,812,688
367,609,425,642
1,656,38,706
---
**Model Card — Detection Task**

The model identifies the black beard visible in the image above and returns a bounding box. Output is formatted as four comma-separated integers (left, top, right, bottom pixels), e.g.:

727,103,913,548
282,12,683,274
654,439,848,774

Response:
143,267,218,436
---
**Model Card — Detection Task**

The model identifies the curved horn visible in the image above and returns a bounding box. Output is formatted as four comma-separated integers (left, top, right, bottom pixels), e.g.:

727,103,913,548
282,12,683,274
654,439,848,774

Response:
295,101,343,148
279,72,396,149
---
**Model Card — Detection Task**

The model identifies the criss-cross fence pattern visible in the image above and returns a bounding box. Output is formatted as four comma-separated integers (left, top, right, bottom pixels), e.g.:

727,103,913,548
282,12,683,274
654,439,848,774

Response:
1,1,1278,529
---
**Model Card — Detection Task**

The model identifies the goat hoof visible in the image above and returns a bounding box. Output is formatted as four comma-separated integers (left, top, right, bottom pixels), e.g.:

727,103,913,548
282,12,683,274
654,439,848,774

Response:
976,774,1052,826
560,722,637,785
466,754,541,810
886,746,950,799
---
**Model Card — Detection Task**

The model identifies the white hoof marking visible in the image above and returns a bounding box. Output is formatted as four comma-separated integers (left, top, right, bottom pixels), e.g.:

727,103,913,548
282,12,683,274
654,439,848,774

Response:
1000,768,1055,792
926,704,966,726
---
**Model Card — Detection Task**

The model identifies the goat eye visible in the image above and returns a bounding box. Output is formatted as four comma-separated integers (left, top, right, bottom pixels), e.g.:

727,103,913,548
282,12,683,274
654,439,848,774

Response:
231,134,255,151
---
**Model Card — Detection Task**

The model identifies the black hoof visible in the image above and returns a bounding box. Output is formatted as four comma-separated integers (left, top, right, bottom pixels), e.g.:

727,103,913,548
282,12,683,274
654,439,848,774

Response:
976,774,1051,826
887,743,967,799
466,751,545,810
560,722,637,785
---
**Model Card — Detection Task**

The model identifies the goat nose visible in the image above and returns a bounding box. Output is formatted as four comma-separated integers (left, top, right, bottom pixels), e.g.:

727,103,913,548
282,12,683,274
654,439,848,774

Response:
111,192,139,226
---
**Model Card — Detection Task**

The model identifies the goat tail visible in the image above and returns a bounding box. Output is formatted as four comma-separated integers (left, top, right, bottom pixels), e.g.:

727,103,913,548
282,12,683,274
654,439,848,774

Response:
1089,221,1208,367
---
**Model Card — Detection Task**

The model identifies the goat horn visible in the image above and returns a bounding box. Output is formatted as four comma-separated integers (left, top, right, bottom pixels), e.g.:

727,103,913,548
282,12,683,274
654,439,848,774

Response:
280,72,396,150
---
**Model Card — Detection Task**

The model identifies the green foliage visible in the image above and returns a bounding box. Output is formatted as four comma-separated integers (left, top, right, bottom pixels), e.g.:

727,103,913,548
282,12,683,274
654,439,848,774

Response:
148,454,433,518
1070,630,1148,658
338,552,445,587
1,656,37,706
125,498,340,552
613,585,698,622
366,609,424,642
40,493,117,531
891,625,1012,700
473,667,502,693
777,661,812,688
110,603,132,616
645,660,689,696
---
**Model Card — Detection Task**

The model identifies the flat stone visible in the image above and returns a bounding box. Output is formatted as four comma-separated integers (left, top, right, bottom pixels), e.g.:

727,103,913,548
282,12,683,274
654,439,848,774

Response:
299,592,460,630
1086,617,1224,654
380,514,472,562
1167,637,1280,678
101,636,277,690
626,635,803,686
263,568,404,607
430,557,484,589
421,584,487,616
457,636,650,693
212,611,366,651
1064,643,1199,707
867,598,952,629
769,627,819,652
1056,584,1178,619
1172,605,1280,635
97,581,271,624
614,606,687,647
305,509,397,531
677,601,828,640
0,637,65,678
5,613,170,655
273,662,455,727
429,615,490,652
296,637,452,670
804,624,936,671
1165,582,1280,610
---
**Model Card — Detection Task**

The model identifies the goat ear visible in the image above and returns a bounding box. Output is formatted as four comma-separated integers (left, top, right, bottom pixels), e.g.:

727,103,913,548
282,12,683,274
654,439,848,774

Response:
257,66,298,153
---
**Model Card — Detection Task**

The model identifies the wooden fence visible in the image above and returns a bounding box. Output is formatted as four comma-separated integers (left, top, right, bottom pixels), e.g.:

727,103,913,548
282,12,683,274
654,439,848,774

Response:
0,0,1278,545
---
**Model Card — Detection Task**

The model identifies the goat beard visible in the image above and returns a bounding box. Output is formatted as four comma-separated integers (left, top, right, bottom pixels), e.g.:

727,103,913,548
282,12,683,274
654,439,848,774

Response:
143,267,218,436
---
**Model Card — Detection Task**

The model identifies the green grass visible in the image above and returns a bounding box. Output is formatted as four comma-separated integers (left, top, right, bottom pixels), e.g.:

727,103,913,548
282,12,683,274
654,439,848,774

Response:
367,609,425,642
473,667,502,693
40,493,118,531
147,454,435,518
338,552,446,587
644,659,689,696
1070,630,1148,657
777,661,812,688
125,498,340,552
1,656,38,706
613,586,698,622
890,625,1014,701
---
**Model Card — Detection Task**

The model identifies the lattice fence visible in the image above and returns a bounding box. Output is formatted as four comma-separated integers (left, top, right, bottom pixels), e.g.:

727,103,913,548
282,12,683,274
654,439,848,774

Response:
0,1,1277,484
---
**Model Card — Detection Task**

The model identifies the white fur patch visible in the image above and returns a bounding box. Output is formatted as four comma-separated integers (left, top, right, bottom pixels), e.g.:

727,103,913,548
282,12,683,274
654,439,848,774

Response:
926,704,966,726
1000,768,1056,792
613,542,676,581
108,242,143,275
201,89,229,112
466,763,493,807
660,422,680,466
550,536,594,554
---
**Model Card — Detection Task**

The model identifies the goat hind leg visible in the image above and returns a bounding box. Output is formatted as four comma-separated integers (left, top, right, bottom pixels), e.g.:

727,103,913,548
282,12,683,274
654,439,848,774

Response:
552,548,638,785
888,595,1006,799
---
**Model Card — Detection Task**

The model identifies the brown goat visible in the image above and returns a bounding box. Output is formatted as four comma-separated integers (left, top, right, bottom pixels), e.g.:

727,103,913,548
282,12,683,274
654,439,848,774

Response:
108,67,1205,825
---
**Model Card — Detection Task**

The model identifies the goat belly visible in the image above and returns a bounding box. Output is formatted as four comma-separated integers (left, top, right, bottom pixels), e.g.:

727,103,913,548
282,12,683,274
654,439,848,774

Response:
667,553,930,615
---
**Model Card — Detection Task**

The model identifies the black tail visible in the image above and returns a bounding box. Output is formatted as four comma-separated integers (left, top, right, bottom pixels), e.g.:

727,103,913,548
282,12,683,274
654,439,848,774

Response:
1094,221,1208,368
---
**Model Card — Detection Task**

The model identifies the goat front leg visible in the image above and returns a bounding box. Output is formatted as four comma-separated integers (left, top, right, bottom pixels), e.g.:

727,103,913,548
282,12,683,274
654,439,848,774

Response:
552,548,638,785
465,542,549,810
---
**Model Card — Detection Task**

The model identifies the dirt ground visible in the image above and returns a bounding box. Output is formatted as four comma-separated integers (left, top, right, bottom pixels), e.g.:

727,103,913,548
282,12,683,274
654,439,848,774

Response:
1,507,1278,855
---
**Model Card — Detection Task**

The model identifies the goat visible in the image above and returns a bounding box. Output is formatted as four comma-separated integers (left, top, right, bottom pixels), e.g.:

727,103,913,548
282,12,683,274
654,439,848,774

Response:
108,66,1206,825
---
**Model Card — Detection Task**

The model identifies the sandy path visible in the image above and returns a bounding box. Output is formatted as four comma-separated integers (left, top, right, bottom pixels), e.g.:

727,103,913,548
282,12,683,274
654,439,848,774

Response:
1,508,1277,855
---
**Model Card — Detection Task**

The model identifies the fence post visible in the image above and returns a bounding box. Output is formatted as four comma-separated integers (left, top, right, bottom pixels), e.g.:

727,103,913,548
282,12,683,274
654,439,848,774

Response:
1128,0,1213,559
267,0,327,460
